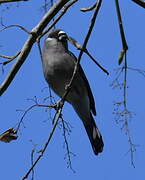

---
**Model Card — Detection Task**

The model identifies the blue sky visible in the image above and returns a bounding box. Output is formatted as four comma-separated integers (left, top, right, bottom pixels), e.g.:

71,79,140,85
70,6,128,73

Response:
0,0,145,179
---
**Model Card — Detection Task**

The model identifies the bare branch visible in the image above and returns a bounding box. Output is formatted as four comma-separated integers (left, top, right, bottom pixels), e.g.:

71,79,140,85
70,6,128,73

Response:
128,67,145,77
132,0,145,8
0,25,30,34
80,1,97,12
60,116,76,172
0,0,29,4
68,36,109,75
123,55,127,109
85,49,109,75
110,67,124,89
0,51,20,65
113,100,137,167
38,0,78,40
111,55,137,166
30,149,35,180
21,107,63,180
36,39,43,63
115,0,128,65
0,0,69,96
16,102,55,131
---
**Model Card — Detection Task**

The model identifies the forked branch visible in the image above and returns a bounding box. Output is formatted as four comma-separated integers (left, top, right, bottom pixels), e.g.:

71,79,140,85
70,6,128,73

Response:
0,0,69,96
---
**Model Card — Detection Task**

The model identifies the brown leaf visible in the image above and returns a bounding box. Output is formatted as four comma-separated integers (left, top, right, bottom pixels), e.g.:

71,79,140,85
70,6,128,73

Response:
0,128,18,143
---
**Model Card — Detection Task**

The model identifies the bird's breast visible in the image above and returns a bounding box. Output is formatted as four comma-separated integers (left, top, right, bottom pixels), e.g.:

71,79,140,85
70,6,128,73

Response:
43,52,75,97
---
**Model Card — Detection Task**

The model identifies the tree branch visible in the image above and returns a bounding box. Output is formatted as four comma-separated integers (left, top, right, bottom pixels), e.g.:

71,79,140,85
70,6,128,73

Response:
0,0,28,4
115,0,128,65
16,103,55,132
21,107,63,180
132,0,145,8
60,116,75,172
38,0,78,40
0,0,69,96
68,36,109,75
0,51,20,65
80,1,97,12
0,25,30,34
61,0,102,102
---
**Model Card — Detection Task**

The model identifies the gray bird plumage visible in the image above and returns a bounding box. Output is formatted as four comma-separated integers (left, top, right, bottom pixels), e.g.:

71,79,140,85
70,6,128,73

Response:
41,29,104,155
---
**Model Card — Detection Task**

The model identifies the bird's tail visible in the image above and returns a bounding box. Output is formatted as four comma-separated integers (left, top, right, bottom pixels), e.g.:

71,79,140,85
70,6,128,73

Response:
83,114,104,155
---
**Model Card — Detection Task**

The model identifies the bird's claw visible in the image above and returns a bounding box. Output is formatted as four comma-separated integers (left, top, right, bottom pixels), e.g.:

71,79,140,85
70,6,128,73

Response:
54,100,64,110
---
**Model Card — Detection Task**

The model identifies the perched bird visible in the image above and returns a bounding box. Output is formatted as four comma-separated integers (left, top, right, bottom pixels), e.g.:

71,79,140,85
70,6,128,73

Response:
41,29,104,155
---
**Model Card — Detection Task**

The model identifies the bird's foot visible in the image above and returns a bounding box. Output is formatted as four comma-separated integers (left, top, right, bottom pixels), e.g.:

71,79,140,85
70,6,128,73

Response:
54,99,64,110
52,100,64,124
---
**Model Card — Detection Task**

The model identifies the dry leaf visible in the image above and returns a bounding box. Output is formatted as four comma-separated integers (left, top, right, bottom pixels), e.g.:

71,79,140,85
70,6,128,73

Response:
0,128,18,143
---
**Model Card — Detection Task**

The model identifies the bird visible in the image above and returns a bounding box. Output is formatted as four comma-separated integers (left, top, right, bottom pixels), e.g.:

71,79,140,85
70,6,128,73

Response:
41,29,104,155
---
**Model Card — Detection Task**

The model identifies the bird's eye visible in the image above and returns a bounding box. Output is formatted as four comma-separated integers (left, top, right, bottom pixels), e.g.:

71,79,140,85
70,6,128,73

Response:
58,31,67,41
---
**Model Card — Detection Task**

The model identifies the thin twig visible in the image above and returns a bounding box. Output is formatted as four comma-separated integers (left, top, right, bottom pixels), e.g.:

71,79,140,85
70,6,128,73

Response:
31,149,35,180
80,1,98,12
110,67,124,89
122,56,135,166
128,67,145,77
0,51,20,65
36,39,43,62
0,25,30,34
16,103,55,131
68,36,109,75
86,49,109,75
21,107,63,180
123,54,127,108
60,117,75,172
112,56,137,166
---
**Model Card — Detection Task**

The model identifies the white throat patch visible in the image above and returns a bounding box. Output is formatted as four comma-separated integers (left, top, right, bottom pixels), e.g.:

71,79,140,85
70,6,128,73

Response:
46,37,53,41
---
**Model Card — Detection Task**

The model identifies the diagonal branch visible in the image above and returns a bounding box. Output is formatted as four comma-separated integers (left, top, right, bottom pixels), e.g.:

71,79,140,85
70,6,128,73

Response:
68,36,109,75
80,1,98,12
16,103,55,132
21,107,63,180
38,0,78,40
0,0,69,96
115,0,128,65
61,0,102,102
0,52,20,65
132,0,145,8
0,25,30,34
0,0,29,3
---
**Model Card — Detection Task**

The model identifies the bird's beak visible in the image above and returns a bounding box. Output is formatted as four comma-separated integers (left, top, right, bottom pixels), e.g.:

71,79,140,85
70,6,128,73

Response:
58,31,68,41
59,34,68,41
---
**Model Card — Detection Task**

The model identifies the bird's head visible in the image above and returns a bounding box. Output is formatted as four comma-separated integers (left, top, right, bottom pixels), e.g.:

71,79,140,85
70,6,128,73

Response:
45,29,68,50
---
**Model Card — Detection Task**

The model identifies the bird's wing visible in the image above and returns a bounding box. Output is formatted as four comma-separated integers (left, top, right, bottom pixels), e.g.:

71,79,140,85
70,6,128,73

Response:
68,51,96,116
